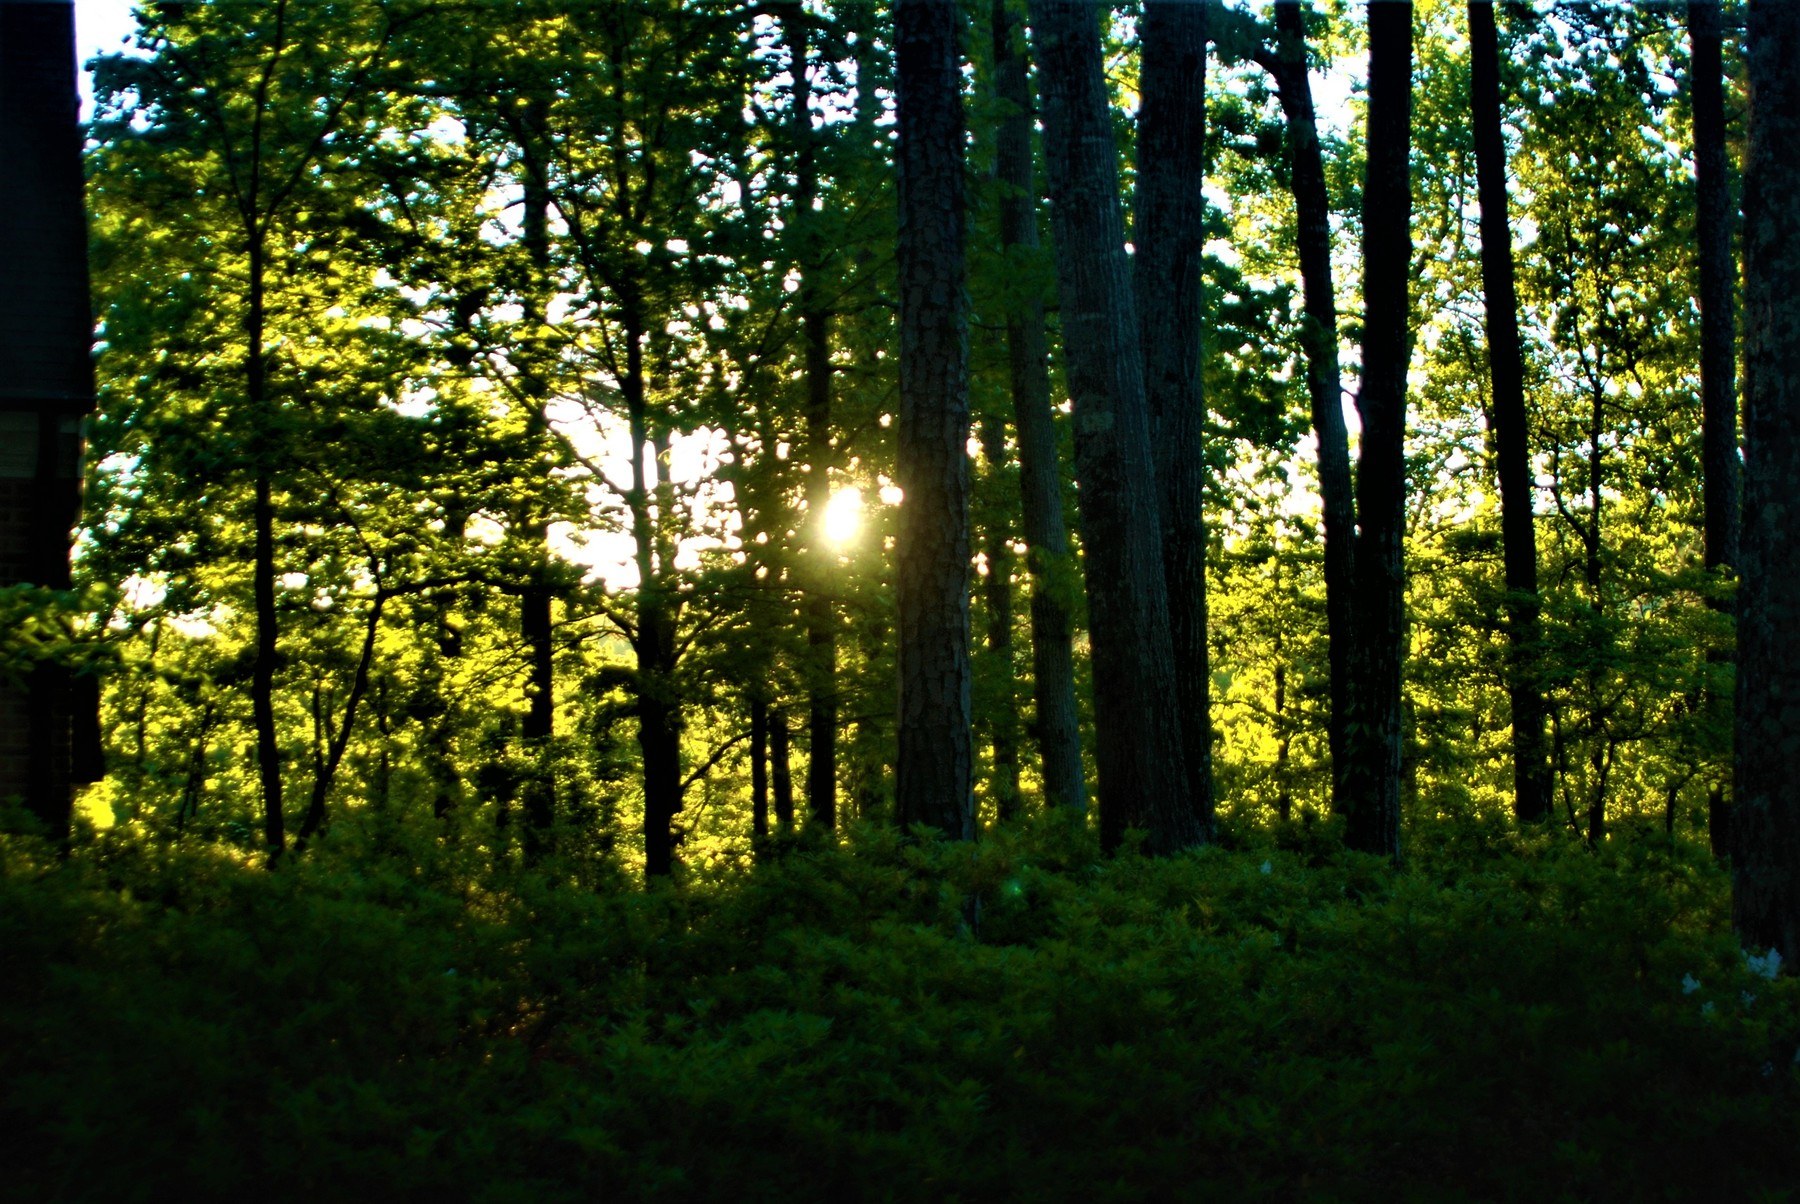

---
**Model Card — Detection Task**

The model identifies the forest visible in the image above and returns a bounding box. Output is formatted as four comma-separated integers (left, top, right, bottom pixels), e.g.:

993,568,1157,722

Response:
5,0,1800,1197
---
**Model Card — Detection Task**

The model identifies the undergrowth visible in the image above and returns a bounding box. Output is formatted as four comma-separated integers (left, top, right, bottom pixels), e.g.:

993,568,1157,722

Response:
3,812,1796,1201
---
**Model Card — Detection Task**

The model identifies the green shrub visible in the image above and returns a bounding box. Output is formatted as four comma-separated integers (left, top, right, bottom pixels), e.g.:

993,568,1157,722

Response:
3,814,1795,1201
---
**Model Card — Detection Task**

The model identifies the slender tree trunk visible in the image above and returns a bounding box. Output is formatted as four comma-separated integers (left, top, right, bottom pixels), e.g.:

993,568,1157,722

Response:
429,517,466,821
893,0,974,841
1136,0,1215,838
519,569,555,850
1261,1,1357,819
296,590,383,844
782,9,840,835
771,711,795,829
1274,652,1293,824
750,696,770,840
625,310,684,880
518,102,557,859
249,234,285,858
1028,0,1199,854
1342,1,1413,859
989,0,1086,815
1468,0,1552,824
977,415,1023,819
1690,0,1740,858
1692,0,1740,581
1733,0,1800,966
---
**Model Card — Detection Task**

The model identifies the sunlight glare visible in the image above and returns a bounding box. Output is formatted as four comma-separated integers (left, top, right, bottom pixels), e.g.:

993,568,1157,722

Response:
824,487,863,548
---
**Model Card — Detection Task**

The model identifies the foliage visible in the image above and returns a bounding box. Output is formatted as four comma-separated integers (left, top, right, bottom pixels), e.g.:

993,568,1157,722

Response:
5,816,1796,1201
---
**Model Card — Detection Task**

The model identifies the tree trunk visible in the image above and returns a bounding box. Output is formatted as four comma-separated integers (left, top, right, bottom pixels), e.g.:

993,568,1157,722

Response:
988,0,1086,815
518,100,557,859
771,710,795,829
1135,0,1215,838
249,239,285,859
1468,0,1552,824
750,695,770,840
1028,0,1199,854
893,0,975,841
1342,1,1413,859
1732,0,1800,967
1261,1,1357,820
977,414,1023,819
625,310,684,880
1690,0,1739,858
783,8,840,836
1692,0,1740,581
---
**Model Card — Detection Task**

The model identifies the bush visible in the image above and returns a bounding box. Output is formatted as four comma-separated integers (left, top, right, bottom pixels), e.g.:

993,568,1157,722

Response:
3,814,1796,1201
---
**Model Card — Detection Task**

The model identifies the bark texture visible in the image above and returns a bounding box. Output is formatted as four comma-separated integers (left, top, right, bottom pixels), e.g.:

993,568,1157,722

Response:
1029,0,1199,854
1342,1,1412,859
1135,0,1215,837
1260,1,1356,818
1733,0,1800,966
893,0,975,841
989,0,1086,815
1469,0,1552,824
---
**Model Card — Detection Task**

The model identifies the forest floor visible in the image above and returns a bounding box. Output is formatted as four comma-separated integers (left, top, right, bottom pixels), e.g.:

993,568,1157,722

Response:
4,810,1797,1201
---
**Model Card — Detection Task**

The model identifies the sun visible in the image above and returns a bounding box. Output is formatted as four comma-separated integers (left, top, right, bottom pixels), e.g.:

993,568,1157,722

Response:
823,487,864,548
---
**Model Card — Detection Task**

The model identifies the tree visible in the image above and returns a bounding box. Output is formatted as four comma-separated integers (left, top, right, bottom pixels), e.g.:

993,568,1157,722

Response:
1245,0,1359,823
893,0,973,840
1732,0,1800,965
985,0,1085,816
1342,0,1413,858
1029,0,1198,853
1135,0,1215,836
1468,0,1552,823
89,1,418,858
1689,0,1739,857
777,5,845,836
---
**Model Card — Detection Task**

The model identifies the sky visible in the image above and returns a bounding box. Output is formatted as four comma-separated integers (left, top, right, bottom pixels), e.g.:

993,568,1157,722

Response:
75,0,141,117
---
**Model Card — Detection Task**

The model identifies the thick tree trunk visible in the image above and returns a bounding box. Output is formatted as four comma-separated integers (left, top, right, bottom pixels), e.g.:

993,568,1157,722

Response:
1733,0,1800,966
1342,1,1412,859
1028,0,1199,854
1135,0,1215,838
893,0,974,841
1261,1,1356,819
1690,0,1739,858
1468,0,1552,824
977,415,1023,819
989,0,1086,815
